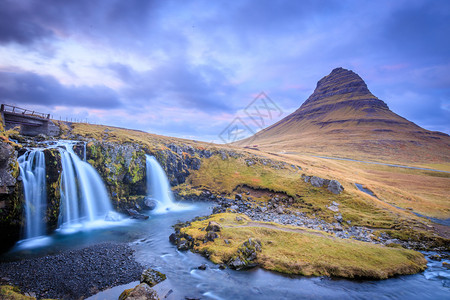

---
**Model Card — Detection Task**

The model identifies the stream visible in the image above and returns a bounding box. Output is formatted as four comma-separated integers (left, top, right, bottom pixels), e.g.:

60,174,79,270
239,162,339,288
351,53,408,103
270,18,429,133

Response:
1,201,449,300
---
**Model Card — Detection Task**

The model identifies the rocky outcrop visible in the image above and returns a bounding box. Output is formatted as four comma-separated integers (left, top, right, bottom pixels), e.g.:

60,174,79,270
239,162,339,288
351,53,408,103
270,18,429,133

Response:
228,238,262,270
43,148,61,232
119,283,159,300
0,141,22,252
302,175,344,194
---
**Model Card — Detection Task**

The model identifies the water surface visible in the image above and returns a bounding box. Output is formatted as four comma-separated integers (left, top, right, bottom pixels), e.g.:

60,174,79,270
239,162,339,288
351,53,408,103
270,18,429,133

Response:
2,202,449,300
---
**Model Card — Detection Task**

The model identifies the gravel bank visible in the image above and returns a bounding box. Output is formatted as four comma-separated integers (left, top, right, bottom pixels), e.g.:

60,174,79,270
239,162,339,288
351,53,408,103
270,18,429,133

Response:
0,243,143,299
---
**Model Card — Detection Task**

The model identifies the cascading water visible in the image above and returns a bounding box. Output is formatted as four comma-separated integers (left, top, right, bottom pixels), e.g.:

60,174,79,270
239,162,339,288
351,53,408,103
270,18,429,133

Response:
58,141,115,231
146,155,186,213
18,150,47,239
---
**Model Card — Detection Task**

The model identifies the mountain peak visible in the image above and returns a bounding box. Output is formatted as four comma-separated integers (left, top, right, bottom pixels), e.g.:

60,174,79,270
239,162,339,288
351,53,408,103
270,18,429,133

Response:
234,67,450,163
303,67,373,107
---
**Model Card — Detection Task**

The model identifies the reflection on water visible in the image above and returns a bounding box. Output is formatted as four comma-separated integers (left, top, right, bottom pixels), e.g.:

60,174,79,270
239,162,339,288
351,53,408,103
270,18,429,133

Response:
2,201,449,299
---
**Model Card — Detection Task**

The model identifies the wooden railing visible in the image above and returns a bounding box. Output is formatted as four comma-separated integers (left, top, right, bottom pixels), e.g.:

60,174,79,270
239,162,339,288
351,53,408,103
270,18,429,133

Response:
1,104,50,119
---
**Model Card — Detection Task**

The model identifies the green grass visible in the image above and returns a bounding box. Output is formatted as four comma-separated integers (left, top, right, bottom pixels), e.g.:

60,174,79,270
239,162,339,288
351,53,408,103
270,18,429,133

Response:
182,213,427,279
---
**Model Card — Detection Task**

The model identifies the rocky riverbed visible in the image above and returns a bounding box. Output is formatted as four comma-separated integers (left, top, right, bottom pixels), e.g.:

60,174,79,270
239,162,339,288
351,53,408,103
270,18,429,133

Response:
0,243,143,299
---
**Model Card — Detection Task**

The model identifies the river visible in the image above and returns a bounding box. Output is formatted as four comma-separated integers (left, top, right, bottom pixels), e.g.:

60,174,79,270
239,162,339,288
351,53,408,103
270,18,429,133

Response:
2,201,449,300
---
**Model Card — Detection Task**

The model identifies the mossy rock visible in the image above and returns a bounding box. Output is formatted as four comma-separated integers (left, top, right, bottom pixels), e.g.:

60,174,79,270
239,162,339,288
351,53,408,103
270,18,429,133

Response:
140,268,166,287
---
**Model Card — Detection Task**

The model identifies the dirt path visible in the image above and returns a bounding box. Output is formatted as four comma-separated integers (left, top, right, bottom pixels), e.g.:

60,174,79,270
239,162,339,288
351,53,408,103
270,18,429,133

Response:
226,222,334,239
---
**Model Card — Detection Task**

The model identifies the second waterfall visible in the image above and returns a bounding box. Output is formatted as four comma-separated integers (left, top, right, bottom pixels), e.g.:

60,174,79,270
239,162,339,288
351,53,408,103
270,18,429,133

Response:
146,155,187,213
58,141,114,231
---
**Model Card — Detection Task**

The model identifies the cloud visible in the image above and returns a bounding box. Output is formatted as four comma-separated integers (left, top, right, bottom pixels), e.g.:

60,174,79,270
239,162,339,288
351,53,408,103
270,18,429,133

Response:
0,70,121,109
0,1,54,45
0,0,448,138
108,60,237,113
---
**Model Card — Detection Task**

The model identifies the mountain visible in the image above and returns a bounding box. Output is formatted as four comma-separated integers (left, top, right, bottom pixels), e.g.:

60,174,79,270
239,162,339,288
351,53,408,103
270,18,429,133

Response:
235,67,450,163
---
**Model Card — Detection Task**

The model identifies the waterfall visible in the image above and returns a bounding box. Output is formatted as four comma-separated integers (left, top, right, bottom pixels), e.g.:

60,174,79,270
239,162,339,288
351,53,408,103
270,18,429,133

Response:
58,141,114,231
18,150,47,239
146,155,185,213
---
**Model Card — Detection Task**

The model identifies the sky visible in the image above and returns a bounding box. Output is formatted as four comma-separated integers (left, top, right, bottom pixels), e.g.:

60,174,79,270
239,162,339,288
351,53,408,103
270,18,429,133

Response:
0,0,449,142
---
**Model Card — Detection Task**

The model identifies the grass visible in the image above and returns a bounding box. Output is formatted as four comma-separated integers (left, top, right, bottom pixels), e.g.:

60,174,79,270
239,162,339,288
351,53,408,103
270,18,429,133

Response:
181,213,427,279
186,155,428,230
0,285,55,300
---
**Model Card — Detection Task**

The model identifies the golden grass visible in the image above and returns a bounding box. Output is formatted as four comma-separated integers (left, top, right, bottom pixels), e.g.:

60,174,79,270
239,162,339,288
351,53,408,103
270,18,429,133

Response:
0,285,55,300
246,150,450,220
182,213,427,279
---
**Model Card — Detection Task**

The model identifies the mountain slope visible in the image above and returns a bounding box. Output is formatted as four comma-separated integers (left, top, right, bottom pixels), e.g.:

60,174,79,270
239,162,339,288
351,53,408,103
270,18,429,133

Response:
236,67,450,163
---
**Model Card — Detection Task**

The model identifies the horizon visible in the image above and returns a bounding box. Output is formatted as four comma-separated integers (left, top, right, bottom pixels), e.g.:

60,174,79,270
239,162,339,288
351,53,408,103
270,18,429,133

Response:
0,0,449,142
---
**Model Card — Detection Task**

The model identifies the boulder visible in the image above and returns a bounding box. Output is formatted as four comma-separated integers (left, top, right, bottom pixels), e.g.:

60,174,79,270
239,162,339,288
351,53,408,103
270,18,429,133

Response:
310,176,325,187
235,194,242,200
127,209,149,220
327,180,344,194
197,264,207,270
169,233,178,244
177,239,190,251
228,256,247,270
205,231,218,242
140,268,166,287
119,283,158,300
228,238,262,270
205,221,221,232
143,198,158,210
275,206,284,214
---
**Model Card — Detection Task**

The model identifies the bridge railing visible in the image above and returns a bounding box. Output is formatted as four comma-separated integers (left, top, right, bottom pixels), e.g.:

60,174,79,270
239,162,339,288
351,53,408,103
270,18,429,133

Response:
1,104,50,119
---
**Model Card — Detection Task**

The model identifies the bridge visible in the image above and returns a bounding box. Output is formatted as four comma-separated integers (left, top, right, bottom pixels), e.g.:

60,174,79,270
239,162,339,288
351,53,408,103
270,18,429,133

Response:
1,104,59,136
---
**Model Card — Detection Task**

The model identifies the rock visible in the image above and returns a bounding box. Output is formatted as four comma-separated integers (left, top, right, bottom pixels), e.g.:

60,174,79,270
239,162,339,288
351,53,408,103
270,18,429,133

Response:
335,214,343,223
205,231,218,242
104,211,122,222
197,264,207,270
442,262,450,269
310,176,325,187
276,206,284,214
219,264,227,270
206,221,221,232
0,142,17,190
235,194,242,200
143,198,158,210
230,205,239,211
177,239,190,251
35,133,48,142
327,180,344,194
228,256,247,270
235,216,243,222
327,205,339,213
119,283,158,300
169,233,178,244
303,175,310,183
140,268,166,287
127,209,149,220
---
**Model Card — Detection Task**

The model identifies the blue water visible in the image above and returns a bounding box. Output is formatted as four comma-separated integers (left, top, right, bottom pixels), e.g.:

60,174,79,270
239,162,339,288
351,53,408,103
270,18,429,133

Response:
2,201,449,299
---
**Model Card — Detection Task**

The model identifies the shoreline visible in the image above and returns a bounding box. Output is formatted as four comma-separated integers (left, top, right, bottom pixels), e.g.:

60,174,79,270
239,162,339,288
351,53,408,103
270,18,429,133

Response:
0,243,143,299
